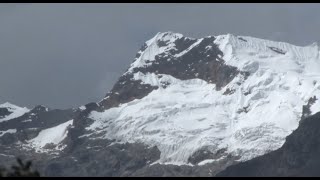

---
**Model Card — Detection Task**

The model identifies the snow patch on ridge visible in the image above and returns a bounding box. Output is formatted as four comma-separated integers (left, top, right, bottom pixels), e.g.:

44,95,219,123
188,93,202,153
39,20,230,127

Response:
79,106,86,111
0,102,30,123
28,119,73,152
127,32,191,72
0,129,17,137
132,71,201,88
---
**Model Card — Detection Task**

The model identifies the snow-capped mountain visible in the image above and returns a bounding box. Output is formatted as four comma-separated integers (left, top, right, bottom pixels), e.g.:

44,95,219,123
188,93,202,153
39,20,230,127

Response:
1,31,320,176
92,32,320,165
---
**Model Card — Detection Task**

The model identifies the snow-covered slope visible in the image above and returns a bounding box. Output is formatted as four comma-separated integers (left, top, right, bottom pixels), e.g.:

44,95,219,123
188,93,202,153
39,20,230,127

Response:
127,32,185,72
0,102,74,154
27,119,73,152
0,102,30,123
87,32,320,165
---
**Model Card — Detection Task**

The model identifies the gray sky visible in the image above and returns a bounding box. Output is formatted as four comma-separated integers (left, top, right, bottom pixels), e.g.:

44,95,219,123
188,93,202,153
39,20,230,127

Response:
0,3,320,109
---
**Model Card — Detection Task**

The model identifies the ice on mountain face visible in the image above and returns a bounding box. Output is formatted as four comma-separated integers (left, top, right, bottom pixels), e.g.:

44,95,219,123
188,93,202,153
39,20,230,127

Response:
88,33,320,165
0,102,30,123
28,119,73,152
214,34,320,70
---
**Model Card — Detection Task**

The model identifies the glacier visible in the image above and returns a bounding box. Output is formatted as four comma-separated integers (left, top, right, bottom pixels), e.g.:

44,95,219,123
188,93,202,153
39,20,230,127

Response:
86,32,320,165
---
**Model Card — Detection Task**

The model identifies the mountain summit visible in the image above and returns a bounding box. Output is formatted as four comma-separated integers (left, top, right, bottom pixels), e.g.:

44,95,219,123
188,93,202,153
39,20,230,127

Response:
96,31,320,164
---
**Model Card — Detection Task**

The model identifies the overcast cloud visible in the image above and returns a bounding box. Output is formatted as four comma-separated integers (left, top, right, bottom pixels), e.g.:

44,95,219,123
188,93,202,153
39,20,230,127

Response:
0,3,319,109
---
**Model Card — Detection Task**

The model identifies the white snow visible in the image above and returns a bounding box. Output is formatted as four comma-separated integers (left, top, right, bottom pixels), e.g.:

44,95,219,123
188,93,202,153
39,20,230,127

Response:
88,68,309,164
28,119,73,151
22,119,32,123
133,71,187,87
311,98,320,115
174,38,203,58
214,34,320,70
86,33,320,166
79,106,86,111
127,32,192,73
197,159,216,166
0,129,17,137
0,102,30,123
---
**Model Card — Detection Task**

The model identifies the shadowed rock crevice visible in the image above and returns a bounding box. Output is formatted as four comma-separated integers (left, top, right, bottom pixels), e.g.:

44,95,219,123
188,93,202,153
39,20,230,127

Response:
0,108,11,118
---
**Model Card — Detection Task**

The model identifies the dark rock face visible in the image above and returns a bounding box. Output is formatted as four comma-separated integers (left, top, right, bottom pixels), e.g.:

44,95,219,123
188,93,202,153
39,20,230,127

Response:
132,154,239,177
302,96,317,120
38,141,161,177
0,136,240,177
0,107,74,145
0,108,73,133
132,36,240,90
0,108,11,118
34,140,239,177
268,46,286,55
217,112,320,177
0,139,160,177
100,34,244,110
62,103,99,154
99,73,158,110
0,133,17,145
188,147,229,165
238,37,248,42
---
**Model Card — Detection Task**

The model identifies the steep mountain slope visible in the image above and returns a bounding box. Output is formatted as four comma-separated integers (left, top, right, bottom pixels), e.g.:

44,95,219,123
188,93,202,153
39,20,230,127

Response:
0,102,74,146
217,111,320,177
89,32,320,165
1,31,320,176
